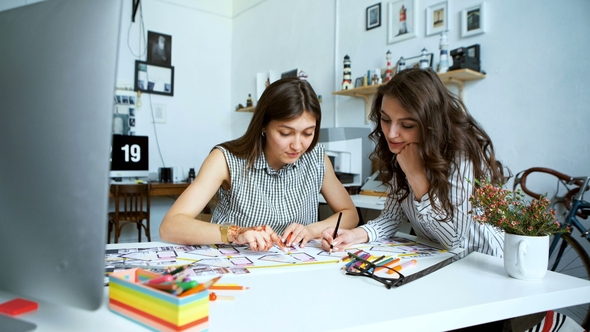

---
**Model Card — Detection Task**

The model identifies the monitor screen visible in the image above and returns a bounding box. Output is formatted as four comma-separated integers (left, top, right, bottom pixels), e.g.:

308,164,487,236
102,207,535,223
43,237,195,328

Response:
0,0,123,328
110,135,150,179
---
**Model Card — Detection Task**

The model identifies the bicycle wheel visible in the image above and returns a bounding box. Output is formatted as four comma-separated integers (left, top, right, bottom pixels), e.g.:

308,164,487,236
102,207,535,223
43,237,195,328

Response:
548,233,590,329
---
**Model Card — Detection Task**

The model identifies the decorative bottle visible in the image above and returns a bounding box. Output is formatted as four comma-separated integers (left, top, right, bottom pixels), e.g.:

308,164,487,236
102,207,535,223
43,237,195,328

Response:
188,168,196,183
246,94,253,107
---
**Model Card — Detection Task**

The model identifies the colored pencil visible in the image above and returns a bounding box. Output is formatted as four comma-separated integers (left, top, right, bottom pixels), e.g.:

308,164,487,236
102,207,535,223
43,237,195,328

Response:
209,285,249,291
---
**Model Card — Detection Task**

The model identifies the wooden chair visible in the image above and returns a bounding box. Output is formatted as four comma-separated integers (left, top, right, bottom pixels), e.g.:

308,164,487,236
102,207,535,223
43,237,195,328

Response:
108,183,151,243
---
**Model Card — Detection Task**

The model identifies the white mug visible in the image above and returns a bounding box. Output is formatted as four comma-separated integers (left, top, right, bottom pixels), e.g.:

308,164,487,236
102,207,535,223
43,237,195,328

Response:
503,233,549,280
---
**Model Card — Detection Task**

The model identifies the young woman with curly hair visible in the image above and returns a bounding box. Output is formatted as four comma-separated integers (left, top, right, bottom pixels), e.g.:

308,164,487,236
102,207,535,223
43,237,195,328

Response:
322,68,508,257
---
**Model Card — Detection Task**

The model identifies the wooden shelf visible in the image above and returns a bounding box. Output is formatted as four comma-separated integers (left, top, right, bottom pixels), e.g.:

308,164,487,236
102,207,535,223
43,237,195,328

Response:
332,68,485,122
236,106,255,113
234,99,322,113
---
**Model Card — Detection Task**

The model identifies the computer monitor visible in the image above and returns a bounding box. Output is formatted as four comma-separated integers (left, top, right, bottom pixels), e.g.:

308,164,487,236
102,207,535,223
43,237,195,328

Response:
0,0,122,329
110,135,150,180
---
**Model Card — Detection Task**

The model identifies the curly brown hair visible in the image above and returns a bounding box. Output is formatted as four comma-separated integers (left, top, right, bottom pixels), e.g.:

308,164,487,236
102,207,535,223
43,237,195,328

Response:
369,68,507,220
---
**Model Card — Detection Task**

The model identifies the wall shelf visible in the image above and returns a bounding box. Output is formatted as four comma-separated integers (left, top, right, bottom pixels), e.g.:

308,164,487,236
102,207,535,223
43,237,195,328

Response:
332,68,485,122
234,99,322,113
236,106,255,113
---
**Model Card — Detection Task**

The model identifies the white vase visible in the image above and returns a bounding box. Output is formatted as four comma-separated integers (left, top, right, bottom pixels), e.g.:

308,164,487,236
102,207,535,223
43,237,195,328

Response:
503,233,549,280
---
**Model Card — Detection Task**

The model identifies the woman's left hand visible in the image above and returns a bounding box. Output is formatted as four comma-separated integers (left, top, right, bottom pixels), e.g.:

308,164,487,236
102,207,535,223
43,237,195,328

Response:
281,223,313,248
396,142,425,177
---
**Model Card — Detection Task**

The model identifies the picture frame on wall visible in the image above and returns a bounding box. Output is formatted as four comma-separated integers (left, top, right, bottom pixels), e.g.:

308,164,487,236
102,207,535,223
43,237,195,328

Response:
134,60,175,97
366,3,381,30
147,31,172,66
461,2,485,37
426,1,448,36
388,0,416,44
354,77,364,88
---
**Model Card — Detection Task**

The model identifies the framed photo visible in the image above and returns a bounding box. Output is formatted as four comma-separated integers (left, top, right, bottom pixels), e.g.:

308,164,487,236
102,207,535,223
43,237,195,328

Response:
366,3,381,30
147,31,172,66
426,1,448,36
388,0,417,44
134,60,174,96
354,77,364,88
461,2,485,37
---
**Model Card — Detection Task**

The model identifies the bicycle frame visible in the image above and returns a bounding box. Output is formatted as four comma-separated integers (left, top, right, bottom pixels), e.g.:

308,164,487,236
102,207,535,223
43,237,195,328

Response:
547,176,590,269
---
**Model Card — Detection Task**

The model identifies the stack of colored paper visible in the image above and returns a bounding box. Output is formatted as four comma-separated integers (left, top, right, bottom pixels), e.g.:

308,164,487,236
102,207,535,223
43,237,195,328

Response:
109,268,209,331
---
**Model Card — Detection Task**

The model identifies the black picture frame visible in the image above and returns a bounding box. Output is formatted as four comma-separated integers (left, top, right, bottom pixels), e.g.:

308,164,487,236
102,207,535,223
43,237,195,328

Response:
147,31,172,66
134,60,174,97
366,3,381,30
354,77,364,88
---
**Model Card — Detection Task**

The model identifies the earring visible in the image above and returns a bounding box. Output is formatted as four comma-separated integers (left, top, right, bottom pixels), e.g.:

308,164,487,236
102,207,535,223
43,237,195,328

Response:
261,132,266,137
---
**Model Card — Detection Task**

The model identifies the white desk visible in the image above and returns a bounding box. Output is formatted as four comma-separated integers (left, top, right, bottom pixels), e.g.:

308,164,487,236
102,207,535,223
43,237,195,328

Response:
320,194,386,210
4,241,590,332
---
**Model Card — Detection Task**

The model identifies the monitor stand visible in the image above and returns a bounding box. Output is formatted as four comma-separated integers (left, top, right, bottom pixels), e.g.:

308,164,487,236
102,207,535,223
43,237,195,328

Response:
0,315,36,332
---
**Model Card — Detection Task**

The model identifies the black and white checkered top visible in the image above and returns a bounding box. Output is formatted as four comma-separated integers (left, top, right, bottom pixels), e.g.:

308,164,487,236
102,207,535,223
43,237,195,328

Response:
210,144,325,235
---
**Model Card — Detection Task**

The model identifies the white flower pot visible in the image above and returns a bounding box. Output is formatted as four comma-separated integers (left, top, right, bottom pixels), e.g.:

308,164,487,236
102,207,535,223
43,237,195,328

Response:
503,233,549,280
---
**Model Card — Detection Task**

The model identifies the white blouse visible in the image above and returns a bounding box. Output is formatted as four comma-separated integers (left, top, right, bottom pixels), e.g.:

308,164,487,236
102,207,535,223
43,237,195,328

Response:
360,155,504,257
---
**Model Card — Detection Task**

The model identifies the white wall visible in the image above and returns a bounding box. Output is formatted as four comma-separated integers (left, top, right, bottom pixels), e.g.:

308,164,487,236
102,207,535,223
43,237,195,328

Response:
111,0,234,242
231,0,590,194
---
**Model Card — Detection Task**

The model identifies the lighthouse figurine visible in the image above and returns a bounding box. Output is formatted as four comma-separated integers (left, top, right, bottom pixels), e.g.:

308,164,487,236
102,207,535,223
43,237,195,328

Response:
385,50,393,82
419,48,430,69
437,31,449,73
396,56,406,74
342,55,353,90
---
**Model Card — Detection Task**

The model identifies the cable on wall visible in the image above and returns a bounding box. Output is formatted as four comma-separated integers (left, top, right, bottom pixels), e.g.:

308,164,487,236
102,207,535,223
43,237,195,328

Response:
127,0,166,168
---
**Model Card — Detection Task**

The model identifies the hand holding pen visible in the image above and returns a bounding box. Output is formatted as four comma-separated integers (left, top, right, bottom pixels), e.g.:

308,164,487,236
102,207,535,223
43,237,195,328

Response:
329,212,342,254
281,223,313,248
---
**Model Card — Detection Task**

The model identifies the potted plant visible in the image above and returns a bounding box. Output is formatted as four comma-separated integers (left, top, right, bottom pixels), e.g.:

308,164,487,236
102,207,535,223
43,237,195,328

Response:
468,179,567,280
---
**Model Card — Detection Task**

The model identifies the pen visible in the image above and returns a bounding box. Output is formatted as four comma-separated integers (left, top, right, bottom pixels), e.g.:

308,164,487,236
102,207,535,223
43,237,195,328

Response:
388,259,417,274
329,212,343,254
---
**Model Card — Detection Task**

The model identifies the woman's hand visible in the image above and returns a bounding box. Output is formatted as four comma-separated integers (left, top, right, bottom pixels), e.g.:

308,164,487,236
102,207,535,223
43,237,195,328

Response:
281,223,313,248
320,228,357,252
229,225,285,252
396,143,425,178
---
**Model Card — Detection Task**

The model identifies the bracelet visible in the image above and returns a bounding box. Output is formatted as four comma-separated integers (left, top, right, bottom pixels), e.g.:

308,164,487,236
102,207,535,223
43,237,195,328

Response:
219,224,231,244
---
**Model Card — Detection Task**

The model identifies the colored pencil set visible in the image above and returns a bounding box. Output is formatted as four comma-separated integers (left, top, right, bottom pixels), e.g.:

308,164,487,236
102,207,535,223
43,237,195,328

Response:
343,251,417,274
142,265,249,300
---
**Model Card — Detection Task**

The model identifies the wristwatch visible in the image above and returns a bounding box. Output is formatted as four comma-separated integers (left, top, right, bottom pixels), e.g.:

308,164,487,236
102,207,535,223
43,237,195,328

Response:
220,224,231,244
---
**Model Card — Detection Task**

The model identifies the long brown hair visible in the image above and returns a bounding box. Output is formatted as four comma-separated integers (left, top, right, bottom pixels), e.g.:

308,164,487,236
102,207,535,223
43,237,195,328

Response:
220,77,321,167
369,68,507,220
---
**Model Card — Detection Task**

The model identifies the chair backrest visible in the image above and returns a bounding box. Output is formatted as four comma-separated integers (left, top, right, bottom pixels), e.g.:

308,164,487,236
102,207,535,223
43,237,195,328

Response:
111,184,150,219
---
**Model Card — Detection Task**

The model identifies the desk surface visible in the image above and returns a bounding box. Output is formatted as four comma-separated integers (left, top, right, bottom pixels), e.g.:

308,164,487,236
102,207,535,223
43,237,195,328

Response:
320,194,386,211
4,241,590,332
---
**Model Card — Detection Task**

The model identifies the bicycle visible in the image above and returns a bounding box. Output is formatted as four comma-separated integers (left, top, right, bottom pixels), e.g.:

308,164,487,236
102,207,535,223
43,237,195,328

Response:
513,167,590,329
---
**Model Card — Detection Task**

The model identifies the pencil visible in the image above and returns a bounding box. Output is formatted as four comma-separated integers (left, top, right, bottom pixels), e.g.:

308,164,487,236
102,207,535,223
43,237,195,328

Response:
209,285,249,291
388,259,417,274
329,212,343,254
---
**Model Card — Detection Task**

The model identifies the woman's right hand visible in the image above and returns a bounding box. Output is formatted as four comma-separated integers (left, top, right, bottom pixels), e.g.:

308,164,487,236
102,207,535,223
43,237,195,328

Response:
229,225,286,252
320,228,357,252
